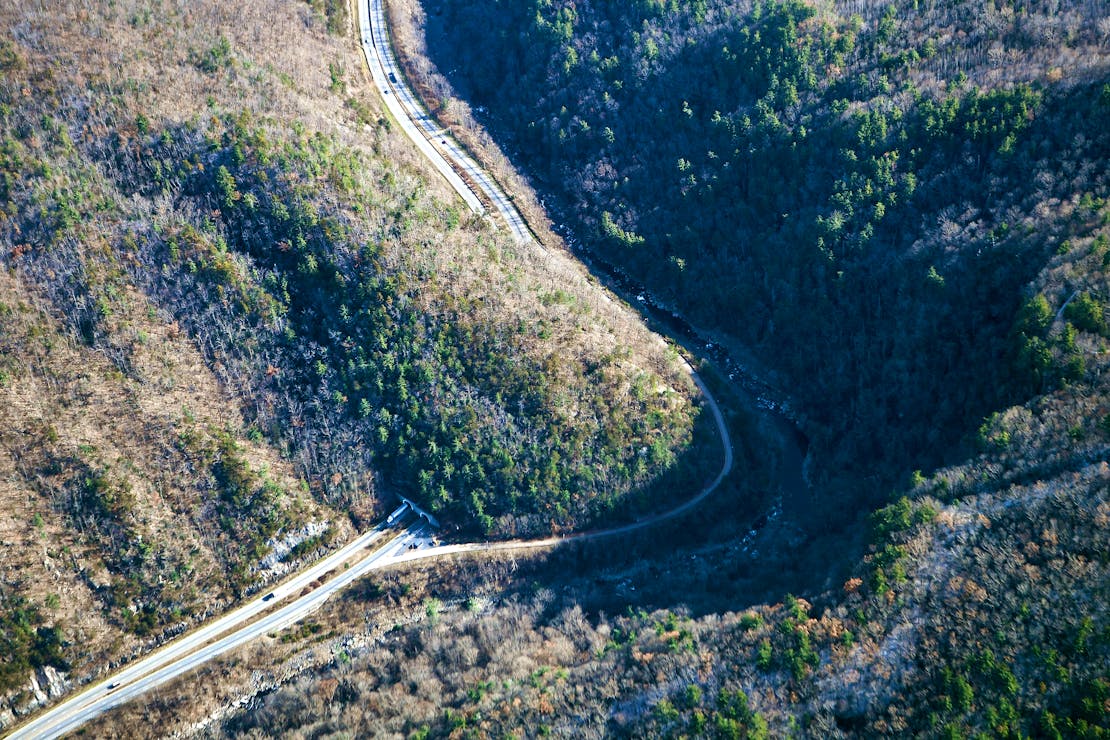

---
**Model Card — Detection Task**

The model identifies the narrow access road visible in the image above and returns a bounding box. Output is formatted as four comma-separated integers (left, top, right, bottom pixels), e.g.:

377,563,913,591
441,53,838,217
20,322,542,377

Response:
5,521,431,740
355,0,736,544
8,369,732,738
388,361,733,564
357,0,533,242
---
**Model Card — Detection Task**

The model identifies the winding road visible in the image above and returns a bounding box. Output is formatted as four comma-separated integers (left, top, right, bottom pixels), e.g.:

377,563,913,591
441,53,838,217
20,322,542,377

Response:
389,367,732,563
4,5,737,738
352,0,735,557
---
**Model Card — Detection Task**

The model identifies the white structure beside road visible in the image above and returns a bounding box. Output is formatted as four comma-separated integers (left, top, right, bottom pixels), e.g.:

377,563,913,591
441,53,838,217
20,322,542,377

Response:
8,8,738,737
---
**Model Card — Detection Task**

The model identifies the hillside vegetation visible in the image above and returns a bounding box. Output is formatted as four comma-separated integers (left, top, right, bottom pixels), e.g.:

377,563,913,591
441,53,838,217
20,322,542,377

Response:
200,329,1110,736
422,0,1110,524
151,0,1110,736
154,386,1109,738
3,0,1108,735
0,0,705,720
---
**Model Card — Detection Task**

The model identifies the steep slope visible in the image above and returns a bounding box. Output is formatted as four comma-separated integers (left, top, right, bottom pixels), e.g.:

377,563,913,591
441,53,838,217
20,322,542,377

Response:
0,0,706,723
148,0,1110,736
0,268,336,712
420,0,1110,524
4,0,1108,735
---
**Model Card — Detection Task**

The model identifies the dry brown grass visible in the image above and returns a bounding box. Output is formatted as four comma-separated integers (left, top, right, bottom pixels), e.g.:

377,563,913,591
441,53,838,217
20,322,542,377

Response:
378,0,697,422
0,268,334,702
79,552,506,737
35,0,692,405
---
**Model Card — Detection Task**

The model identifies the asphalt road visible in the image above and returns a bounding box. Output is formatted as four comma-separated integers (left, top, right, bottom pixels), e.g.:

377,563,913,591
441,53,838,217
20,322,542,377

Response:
357,0,533,242
5,521,433,739
8,369,730,739
353,0,736,535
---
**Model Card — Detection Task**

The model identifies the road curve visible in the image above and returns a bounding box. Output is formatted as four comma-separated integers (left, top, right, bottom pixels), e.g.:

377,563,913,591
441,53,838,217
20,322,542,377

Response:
357,0,533,242
354,0,735,551
354,0,735,545
388,360,733,564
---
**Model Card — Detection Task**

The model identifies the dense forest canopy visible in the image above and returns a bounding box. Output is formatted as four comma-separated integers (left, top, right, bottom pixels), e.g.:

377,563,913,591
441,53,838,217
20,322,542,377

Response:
425,0,1110,525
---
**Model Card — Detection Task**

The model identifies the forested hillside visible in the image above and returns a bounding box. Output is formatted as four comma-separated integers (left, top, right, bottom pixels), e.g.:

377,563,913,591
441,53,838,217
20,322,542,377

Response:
0,0,703,721
160,0,1110,736
423,0,1110,524
202,222,1110,734
209,441,1110,737
3,0,1108,735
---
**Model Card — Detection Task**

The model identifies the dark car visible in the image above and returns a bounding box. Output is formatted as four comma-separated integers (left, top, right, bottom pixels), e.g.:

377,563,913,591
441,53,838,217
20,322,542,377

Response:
262,592,276,602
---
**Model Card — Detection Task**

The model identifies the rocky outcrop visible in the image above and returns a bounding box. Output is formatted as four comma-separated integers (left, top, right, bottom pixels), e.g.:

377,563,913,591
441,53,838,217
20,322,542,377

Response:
2,665,71,729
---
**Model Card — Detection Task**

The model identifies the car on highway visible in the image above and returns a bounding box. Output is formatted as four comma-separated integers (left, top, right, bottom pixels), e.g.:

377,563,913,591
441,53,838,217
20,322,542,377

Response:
106,683,120,691
262,592,276,602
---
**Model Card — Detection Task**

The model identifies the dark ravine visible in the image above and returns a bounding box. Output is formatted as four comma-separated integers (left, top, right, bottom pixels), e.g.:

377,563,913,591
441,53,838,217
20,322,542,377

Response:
362,0,737,530
379,0,813,512
555,224,811,493
3,8,803,733
372,0,813,518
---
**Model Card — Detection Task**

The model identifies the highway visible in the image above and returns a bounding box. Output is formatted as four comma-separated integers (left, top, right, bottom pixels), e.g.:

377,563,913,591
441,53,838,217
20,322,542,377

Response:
8,359,732,739
7,371,731,739
5,520,435,739
357,0,533,242
353,0,736,553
